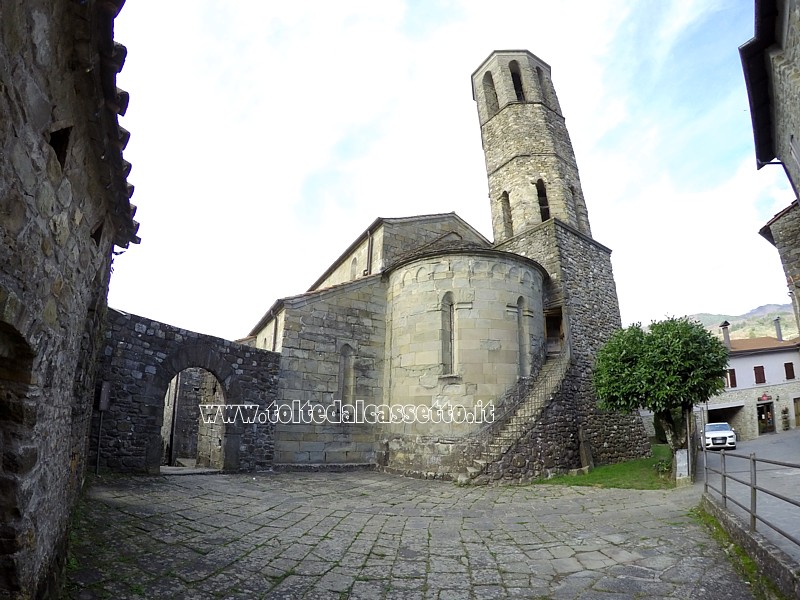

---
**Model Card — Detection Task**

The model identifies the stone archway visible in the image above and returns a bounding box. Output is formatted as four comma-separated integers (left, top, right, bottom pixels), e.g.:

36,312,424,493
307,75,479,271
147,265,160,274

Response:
93,309,279,474
148,342,245,474
161,367,227,470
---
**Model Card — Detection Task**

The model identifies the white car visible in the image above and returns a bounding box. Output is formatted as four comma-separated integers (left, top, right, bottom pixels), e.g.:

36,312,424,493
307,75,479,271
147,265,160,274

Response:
703,422,737,450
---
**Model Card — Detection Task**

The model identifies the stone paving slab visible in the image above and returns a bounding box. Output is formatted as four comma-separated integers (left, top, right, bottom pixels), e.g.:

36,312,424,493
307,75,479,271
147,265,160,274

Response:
63,472,754,599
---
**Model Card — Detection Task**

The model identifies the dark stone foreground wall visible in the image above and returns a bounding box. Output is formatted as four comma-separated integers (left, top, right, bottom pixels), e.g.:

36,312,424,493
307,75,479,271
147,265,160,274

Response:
91,309,280,474
1,1,138,597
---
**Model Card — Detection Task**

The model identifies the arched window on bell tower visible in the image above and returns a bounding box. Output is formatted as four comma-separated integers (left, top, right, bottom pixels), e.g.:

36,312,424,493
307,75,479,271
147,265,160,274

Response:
536,179,550,222
536,66,547,104
483,71,499,119
509,61,525,102
500,191,513,239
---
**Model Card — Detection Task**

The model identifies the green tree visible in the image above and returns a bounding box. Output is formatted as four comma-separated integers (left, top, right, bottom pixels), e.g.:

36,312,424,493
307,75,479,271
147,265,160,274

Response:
593,317,729,452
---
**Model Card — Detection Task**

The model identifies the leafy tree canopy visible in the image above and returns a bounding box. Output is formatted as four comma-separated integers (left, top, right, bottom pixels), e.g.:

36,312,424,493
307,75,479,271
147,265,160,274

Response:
593,317,729,450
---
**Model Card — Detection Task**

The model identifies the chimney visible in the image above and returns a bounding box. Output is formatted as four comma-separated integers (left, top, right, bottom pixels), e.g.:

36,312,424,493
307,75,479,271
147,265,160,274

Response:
774,316,783,341
720,321,731,349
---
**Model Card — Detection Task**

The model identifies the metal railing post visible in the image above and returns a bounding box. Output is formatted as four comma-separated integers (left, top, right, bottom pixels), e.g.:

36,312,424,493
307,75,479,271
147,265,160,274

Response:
721,451,727,508
703,438,708,494
750,453,757,532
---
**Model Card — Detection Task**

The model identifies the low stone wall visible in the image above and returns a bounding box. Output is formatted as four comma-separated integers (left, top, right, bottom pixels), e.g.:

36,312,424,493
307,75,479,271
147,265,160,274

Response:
702,494,800,599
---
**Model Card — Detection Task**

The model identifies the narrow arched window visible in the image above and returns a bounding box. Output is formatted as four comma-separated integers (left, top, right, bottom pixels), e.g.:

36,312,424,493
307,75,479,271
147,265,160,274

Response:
509,61,525,102
350,257,358,280
338,344,355,406
441,293,455,374
500,191,513,238
483,71,499,118
517,297,529,377
536,66,547,102
536,180,550,222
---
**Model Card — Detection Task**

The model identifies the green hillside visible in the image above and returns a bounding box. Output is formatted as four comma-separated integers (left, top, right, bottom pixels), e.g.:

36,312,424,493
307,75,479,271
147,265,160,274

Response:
690,304,798,341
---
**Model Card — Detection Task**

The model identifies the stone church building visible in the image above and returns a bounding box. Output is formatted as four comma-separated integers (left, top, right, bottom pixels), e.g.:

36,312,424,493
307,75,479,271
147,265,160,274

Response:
249,50,649,482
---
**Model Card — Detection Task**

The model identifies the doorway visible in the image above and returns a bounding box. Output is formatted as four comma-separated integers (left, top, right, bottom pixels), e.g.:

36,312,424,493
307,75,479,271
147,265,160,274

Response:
161,367,226,469
545,310,563,355
757,402,775,435
795,398,800,428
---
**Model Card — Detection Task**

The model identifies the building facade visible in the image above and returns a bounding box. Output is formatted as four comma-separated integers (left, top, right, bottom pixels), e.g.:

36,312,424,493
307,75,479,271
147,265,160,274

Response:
250,50,649,482
705,322,800,440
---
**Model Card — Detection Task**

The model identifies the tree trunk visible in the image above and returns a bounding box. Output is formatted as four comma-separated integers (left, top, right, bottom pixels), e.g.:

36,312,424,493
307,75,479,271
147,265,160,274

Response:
654,408,687,452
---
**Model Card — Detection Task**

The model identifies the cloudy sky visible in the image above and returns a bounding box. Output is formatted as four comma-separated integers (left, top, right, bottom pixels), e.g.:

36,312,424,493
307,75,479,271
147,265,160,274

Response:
108,0,795,341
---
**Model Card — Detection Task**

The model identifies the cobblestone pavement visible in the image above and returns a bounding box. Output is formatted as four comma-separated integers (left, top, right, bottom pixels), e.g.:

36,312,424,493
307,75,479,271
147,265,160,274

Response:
64,471,754,599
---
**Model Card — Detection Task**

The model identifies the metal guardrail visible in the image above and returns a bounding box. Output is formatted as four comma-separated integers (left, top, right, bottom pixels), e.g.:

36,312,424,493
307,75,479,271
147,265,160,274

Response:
704,449,800,550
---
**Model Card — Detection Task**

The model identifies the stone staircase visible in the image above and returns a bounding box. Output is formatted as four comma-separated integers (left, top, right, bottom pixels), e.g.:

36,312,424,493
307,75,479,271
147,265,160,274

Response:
461,348,571,482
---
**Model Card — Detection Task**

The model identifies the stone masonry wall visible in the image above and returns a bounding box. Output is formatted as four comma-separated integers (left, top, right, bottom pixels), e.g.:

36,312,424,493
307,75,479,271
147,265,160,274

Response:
550,221,649,465
0,1,137,596
768,203,800,329
92,309,280,474
273,276,386,464
494,220,649,478
384,252,545,435
196,369,226,469
379,217,489,272
309,215,488,293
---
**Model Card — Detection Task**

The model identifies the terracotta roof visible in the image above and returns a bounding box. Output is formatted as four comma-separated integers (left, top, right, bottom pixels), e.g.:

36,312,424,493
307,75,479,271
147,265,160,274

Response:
74,0,140,247
729,336,800,352
760,200,799,245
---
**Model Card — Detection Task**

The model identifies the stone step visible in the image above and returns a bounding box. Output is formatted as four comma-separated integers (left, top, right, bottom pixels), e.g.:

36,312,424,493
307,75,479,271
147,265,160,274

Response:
466,466,482,475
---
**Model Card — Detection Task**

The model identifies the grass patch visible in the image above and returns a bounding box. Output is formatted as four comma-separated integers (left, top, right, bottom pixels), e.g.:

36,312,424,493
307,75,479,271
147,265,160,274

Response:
533,444,674,490
690,506,788,600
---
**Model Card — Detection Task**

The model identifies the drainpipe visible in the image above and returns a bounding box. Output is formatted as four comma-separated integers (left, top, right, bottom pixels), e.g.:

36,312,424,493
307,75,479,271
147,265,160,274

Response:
774,316,783,342
720,321,731,349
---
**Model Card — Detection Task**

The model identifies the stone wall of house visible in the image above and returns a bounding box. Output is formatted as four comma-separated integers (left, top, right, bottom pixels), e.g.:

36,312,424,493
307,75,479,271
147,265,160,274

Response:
92,309,280,473
0,1,137,596
273,276,386,464
768,203,800,329
706,382,800,441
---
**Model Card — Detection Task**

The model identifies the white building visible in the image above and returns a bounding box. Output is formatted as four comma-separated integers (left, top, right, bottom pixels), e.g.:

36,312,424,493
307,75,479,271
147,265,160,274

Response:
705,320,800,440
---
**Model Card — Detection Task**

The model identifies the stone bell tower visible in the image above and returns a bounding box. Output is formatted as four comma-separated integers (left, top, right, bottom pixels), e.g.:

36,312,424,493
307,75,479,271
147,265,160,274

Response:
471,50,591,244
467,50,650,477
